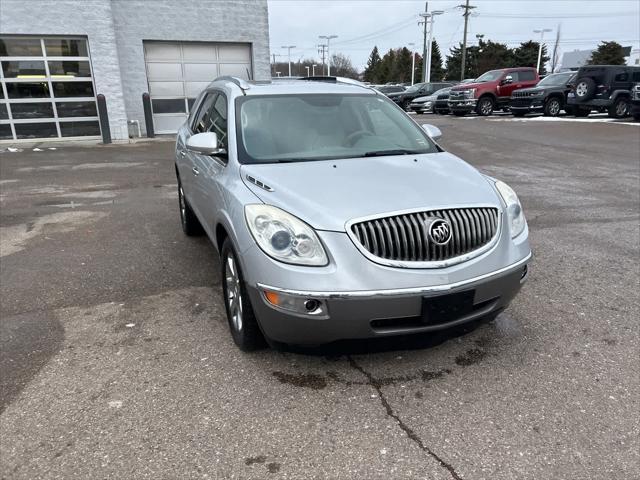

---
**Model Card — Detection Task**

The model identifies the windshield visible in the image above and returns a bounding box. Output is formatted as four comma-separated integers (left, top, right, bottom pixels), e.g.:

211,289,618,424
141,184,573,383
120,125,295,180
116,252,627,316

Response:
405,83,424,93
537,72,574,86
236,94,438,164
475,70,503,82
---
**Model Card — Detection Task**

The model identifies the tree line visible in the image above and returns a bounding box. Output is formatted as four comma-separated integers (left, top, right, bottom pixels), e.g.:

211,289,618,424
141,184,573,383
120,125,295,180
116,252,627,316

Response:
269,40,629,82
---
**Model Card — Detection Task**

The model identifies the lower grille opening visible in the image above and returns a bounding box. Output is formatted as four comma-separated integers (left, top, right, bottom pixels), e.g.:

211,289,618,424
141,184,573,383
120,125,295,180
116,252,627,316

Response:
370,296,499,332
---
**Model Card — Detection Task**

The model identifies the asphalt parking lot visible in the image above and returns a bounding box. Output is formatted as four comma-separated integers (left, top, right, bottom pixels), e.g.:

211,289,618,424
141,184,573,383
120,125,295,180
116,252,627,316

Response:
1,115,638,479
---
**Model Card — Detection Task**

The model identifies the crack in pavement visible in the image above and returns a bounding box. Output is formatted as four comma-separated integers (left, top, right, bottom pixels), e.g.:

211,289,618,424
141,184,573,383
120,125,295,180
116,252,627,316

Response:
348,356,463,480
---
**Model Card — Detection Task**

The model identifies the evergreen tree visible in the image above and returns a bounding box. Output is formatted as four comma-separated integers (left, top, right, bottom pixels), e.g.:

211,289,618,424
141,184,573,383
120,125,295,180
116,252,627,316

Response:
445,43,480,80
363,46,382,83
513,41,549,75
376,49,396,83
429,39,445,81
476,40,513,75
588,41,626,65
391,47,413,83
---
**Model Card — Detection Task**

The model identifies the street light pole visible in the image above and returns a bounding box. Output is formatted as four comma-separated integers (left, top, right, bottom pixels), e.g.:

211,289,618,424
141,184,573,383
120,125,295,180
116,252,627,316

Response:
312,64,317,75
281,45,296,77
533,29,552,73
408,42,416,85
425,10,444,83
305,65,310,77
319,35,338,75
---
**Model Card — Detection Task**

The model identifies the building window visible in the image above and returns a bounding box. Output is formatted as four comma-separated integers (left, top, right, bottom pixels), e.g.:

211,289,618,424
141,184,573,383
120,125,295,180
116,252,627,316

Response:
0,36,100,141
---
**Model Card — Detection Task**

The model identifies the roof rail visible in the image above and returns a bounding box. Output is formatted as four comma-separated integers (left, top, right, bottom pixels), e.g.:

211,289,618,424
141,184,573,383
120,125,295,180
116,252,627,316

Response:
299,76,373,91
212,76,251,92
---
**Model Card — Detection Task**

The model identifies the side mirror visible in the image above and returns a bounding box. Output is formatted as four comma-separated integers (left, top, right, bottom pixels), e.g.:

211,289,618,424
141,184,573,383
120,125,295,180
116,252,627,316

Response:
422,124,442,140
186,132,225,155
501,75,513,85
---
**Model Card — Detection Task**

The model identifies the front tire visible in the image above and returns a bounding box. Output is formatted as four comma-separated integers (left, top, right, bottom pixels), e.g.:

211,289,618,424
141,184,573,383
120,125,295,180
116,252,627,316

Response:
476,96,494,116
178,179,203,236
221,239,265,351
544,97,562,116
608,97,630,118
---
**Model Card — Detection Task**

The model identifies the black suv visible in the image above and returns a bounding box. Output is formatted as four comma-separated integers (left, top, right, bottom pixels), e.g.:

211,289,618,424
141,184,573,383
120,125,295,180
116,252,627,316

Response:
631,83,640,121
387,82,455,110
510,71,575,117
567,65,640,118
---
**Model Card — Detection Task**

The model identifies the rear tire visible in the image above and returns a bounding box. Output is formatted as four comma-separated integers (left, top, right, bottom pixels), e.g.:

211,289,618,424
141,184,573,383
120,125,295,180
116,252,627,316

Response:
476,96,494,116
178,178,204,236
544,97,562,117
220,239,265,351
608,97,630,118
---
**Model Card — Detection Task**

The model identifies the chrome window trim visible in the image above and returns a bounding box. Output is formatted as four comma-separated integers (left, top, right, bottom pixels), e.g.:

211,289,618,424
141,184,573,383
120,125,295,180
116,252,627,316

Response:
257,252,531,299
344,204,503,269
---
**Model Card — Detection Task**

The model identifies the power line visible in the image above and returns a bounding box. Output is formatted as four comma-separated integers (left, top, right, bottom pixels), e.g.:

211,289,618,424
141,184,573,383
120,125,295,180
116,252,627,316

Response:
476,11,637,19
332,15,418,46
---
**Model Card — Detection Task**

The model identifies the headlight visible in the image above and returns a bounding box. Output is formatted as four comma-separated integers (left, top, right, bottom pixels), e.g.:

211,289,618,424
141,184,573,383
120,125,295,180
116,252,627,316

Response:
494,180,526,238
531,91,545,97
245,204,328,266
464,88,476,99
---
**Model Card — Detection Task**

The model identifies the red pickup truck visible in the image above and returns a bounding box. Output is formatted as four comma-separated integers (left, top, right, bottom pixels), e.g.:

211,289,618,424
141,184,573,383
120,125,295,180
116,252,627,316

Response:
448,67,540,116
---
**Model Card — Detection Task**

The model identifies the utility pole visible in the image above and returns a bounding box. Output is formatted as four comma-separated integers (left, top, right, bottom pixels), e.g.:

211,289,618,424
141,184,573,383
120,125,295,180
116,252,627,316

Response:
458,0,476,81
534,28,552,73
418,2,428,83
317,44,327,75
319,35,338,75
281,45,296,77
271,53,282,76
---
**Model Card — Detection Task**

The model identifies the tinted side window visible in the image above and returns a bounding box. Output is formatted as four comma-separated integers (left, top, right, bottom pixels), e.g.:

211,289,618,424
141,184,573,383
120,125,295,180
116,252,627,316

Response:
519,70,536,81
614,72,629,82
192,93,217,133
507,71,519,82
632,71,640,82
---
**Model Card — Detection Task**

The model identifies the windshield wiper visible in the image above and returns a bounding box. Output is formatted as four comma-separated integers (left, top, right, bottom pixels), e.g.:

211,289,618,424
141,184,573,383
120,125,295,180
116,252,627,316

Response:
363,149,420,157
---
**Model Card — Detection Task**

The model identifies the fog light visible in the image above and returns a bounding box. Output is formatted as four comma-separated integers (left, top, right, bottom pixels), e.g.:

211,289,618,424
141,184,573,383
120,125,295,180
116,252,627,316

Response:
262,289,326,317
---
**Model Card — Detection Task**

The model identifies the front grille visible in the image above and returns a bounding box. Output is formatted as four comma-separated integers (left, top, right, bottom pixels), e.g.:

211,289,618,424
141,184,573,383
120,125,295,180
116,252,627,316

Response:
437,93,450,100
449,91,465,101
511,90,530,98
349,207,499,265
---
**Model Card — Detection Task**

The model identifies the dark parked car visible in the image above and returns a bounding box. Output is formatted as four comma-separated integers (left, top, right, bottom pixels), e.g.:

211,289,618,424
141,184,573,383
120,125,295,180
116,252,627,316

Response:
433,87,455,114
375,85,406,95
509,71,576,117
631,83,640,121
388,82,455,110
567,65,640,118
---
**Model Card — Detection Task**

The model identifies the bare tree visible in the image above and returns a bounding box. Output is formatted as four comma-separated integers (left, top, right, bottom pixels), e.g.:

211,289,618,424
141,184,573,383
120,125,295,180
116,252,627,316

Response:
550,24,562,72
330,53,359,78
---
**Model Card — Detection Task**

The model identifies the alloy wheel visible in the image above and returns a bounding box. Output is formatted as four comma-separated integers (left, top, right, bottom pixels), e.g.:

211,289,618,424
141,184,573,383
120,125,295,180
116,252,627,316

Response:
480,99,493,115
616,100,628,117
548,99,560,116
225,254,243,332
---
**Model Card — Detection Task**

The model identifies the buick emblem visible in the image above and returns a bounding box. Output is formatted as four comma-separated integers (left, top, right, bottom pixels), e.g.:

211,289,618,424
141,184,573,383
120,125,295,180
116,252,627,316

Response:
428,218,452,246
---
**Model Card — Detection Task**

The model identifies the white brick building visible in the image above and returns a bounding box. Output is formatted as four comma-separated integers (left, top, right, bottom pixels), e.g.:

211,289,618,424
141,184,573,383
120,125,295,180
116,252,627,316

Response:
0,0,270,142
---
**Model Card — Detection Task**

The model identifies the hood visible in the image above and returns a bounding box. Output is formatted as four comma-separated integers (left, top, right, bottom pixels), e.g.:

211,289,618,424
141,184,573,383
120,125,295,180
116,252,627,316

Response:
386,91,403,98
240,152,501,232
411,95,433,103
516,85,561,94
451,81,490,91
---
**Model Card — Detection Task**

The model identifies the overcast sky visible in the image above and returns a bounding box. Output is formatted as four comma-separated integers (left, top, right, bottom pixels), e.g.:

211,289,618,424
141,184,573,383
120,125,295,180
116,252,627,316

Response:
268,0,640,70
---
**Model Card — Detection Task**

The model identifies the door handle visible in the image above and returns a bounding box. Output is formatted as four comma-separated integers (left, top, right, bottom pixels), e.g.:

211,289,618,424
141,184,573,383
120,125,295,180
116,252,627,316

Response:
180,150,186,157
192,166,200,176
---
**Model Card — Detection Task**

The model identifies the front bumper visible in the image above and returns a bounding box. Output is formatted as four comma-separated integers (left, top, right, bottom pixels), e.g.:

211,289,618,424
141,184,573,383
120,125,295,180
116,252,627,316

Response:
448,99,477,113
510,98,544,112
249,254,529,344
238,215,531,345
410,103,431,113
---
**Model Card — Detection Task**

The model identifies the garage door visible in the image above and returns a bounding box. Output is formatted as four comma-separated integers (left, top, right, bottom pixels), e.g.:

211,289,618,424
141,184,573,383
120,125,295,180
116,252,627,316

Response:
143,41,251,134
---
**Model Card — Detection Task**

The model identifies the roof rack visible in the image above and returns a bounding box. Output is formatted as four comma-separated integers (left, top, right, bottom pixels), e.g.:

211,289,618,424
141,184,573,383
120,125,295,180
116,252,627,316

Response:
212,76,251,92
299,76,373,91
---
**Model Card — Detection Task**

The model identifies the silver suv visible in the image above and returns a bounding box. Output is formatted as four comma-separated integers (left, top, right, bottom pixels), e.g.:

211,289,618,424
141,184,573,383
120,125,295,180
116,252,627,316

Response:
175,76,531,351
